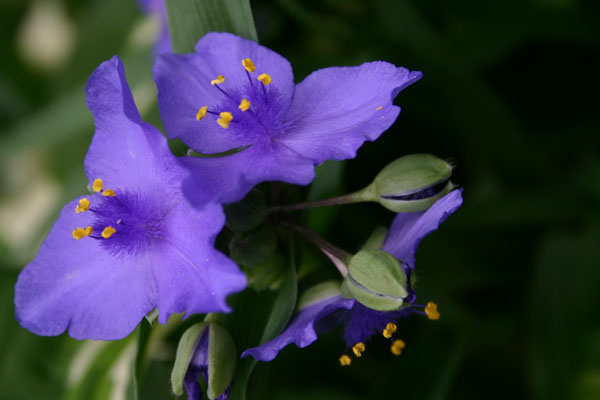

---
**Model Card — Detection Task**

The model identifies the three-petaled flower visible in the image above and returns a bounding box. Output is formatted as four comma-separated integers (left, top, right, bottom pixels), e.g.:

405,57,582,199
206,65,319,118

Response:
154,32,423,205
241,189,463,364
14,56,246,340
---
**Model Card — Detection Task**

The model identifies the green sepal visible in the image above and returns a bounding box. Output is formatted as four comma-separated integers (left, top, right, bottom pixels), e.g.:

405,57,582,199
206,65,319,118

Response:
207,324,237,400
171,322,209,396
343,249,408,311
224,189,268,232
297,281,342,311
355,154,454,213
229,225,277,268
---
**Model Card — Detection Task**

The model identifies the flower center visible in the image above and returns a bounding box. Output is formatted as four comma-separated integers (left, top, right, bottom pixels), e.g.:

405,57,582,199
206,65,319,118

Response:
71,178,167,256
195,58,290,146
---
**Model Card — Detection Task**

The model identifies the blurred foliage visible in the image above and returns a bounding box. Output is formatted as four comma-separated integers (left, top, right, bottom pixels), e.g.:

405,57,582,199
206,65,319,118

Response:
0,0,599,399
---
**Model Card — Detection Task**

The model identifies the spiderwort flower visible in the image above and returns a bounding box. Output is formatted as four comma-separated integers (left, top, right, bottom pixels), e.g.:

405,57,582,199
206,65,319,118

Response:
14,56,246,340
154,32,423,205
241,189,463,364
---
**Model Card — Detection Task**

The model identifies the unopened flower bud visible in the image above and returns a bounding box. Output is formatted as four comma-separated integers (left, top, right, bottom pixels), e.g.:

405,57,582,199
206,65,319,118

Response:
359,154,454,213
341,249,409,311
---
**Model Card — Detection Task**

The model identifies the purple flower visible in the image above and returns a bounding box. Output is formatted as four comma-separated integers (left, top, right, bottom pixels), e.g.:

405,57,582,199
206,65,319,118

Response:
241,189,463,363
137,0,171,55
14,56,246,340
154,32,423,205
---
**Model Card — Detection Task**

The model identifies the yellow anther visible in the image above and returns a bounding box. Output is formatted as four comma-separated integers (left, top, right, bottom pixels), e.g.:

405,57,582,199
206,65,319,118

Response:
101,226,116,239
196,106,208,121
92,178,103,192
257,73,272,85
376,106,383,110
211,75,225,85
352,342,366,357
102,189,115,197
425,301,440,320
238,98,251,112
85,226,93,236
72,227,86,240
339,355,352,366
390,339,405,356
242,58,256,73
217,112,233,129
75,198,90,213
382,322,397,339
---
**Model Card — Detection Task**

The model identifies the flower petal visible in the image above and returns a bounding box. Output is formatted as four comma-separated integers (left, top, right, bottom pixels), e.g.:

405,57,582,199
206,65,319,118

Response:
181,143,315,207
84,56,183,194
279,62,422,164
383,189,463,269
153,202,247,323
154,32,294,153
14,198,157,340
241,295,354,361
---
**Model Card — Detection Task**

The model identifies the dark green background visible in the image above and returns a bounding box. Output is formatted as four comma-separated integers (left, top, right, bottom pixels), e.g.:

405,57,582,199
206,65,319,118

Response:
1,0,599,399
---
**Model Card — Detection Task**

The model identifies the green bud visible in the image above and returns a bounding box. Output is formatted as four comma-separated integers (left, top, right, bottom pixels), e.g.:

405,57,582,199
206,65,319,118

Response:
224,189,267,232
341,249,408,311
297,281,342,311
358,154,454,213
245,251,287,291
229,225,277,268
171,322,237,400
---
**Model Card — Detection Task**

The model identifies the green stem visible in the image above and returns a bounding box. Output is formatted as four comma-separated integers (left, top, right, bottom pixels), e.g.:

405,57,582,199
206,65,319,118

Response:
269,185,375,213
281,221,351,276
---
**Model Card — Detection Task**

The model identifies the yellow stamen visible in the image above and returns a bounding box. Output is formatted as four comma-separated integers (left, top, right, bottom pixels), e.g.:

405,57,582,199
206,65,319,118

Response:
85,226,93,236
72,227,86,240
92,178,103,192
352,342,366,357
339,354,352,366
382,322,397,339
196,106,208,121
101,226,116,239
425,301,440,320
217,112,233,129
257,73,272,85
211,75,225,85
390,339,405,356
376,106,383,110
102,189,115,197
242,58,256,73
238,98,251,112
75,198,90,213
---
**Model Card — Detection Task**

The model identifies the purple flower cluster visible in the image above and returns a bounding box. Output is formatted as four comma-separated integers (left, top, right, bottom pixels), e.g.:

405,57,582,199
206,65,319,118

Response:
14,29,461,398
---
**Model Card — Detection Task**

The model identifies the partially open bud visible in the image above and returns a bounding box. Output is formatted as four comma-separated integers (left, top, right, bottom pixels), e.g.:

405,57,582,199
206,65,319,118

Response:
171,322,236,400
341,249,409,311
358,154,454,213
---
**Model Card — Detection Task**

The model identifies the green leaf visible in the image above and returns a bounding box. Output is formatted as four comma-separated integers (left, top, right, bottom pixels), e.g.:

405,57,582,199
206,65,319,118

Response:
165,0,258,54
132,320,152,400
207,324,237,400
171,323,208,396
226,238,298,400
245,251,287,291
